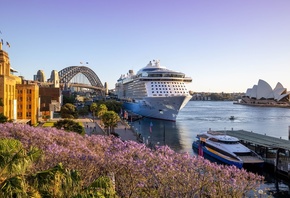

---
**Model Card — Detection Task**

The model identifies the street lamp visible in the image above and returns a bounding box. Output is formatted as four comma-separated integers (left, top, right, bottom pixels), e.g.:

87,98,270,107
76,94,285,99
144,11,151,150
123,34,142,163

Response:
159,110,165,145
159,110,166,154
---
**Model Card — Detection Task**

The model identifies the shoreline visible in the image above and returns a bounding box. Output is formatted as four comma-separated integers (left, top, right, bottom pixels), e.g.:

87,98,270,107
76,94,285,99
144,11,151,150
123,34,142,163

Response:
233,102,290,108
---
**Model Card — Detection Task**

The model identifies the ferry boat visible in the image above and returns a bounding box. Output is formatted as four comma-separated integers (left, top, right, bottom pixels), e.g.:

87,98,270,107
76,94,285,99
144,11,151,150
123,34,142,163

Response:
192,130,264,168
115,60,192,121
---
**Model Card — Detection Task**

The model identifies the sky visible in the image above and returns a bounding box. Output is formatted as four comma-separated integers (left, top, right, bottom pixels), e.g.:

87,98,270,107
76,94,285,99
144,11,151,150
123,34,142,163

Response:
1,0,290,93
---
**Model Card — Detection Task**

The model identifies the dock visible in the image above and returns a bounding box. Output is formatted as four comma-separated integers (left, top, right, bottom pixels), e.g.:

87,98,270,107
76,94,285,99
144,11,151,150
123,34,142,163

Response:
220,129,290,178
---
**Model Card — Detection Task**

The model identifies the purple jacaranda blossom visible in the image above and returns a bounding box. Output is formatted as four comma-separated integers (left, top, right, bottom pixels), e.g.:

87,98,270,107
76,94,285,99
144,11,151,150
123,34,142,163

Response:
0,123,264,197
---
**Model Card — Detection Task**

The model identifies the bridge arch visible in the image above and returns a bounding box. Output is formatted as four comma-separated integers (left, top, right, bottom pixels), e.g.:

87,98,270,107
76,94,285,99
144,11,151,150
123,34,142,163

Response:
58,66,104,88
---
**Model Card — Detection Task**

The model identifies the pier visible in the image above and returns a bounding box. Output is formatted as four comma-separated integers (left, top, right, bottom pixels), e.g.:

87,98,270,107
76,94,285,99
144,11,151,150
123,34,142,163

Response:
221,129,290,178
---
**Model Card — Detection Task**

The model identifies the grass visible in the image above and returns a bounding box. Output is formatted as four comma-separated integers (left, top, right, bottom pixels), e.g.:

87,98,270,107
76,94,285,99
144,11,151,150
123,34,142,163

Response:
42,122,55,127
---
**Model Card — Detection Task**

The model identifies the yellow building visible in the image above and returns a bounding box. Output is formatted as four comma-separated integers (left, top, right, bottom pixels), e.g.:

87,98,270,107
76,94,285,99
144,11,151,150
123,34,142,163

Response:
0,42,21,121
0,42,39,125
16,81,39,125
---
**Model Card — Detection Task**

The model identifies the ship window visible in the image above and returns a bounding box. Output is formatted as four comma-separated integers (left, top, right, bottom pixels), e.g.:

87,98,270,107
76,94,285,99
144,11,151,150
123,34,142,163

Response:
151,85,154,87
151,82,153,84
153,94,157,96
160,91,162,93
157,91,159,93
152,91,154,93
155,85,157,87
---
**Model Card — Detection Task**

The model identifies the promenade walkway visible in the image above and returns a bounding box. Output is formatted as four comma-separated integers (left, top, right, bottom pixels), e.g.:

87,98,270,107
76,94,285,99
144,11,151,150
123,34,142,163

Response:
48,115,140,142
76,117,139,142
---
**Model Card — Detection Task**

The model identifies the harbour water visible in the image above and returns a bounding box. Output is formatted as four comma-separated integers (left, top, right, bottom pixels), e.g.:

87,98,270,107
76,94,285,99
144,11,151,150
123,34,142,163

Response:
130,101,290,197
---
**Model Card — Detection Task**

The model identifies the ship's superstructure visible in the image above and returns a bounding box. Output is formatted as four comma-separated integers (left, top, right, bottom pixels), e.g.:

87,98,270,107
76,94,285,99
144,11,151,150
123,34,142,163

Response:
115,60,192,121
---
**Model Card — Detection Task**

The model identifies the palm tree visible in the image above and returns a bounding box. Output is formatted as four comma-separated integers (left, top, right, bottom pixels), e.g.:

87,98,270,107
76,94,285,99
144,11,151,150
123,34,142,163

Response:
97,104,108,118
28,163,81,198
0,139,42,197
90,102,98,122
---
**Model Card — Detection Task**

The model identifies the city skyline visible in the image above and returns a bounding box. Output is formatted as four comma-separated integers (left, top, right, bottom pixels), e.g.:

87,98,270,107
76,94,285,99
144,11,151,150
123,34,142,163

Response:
1,0,290,93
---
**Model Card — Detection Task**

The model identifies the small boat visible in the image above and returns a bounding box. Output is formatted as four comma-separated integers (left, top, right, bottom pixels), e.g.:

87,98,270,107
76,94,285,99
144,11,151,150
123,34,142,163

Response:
229,116,235,120
192,130,264,169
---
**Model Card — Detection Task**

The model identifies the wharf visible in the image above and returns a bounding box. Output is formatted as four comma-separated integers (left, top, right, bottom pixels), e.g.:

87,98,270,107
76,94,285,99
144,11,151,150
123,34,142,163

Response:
220,129,290,178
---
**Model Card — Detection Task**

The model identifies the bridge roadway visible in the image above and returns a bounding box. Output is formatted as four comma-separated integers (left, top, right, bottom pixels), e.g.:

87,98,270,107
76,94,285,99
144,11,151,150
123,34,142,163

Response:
68,83,106,91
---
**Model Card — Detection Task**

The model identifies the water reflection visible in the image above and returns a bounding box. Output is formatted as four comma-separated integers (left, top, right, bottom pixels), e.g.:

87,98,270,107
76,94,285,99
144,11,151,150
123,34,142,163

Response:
131,117,183,152
129,101,290,197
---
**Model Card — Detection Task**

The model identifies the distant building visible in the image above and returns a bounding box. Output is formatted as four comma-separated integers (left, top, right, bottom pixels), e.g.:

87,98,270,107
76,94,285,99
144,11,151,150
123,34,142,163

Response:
35,70,46,82
39,87,61,120
48,70,60,88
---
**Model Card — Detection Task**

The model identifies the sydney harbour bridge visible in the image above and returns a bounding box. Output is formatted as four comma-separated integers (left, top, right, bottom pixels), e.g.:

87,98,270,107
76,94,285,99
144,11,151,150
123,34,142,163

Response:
52,66,107,96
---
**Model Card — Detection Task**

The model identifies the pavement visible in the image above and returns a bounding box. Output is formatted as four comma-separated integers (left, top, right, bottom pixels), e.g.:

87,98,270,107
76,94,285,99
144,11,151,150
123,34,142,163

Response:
76,117,140,142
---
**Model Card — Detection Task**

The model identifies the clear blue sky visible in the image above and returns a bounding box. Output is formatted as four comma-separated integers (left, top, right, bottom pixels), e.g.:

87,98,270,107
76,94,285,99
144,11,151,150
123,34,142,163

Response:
1,0,290,93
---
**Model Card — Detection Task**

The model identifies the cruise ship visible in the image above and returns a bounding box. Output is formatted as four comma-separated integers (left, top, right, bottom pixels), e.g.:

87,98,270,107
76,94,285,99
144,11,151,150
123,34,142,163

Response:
115,60,192,121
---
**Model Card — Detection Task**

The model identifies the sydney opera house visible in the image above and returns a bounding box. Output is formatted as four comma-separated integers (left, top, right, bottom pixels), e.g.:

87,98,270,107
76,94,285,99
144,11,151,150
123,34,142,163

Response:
238,79,290,107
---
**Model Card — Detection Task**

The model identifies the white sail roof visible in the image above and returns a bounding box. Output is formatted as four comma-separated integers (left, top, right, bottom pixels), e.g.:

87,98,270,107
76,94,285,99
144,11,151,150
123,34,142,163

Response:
245,79,290,101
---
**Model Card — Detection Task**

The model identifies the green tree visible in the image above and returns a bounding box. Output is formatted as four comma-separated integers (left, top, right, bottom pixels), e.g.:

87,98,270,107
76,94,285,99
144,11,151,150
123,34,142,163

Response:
54,119,85,135
77,105,89,117
97,100,122,114
62,94,76,105
90,102,98,122
60,103,78,119
83,175,116,197
101,111,120,135
0,139,42,198
0,98,8,123
97,104,108,118
28,163,81,198
0,113,8,123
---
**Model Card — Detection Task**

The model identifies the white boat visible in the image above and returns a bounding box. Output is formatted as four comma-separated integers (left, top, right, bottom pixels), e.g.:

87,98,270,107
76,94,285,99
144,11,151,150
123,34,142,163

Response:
115,60,192,121
192,131,264,168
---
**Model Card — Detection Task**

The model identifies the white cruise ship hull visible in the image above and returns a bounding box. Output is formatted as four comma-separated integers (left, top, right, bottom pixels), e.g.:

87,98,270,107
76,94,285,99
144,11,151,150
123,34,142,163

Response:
123,95,192,121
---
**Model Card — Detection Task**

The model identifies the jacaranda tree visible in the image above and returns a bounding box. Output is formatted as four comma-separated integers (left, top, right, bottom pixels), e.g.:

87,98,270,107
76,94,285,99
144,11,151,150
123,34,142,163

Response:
0,123,265,197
